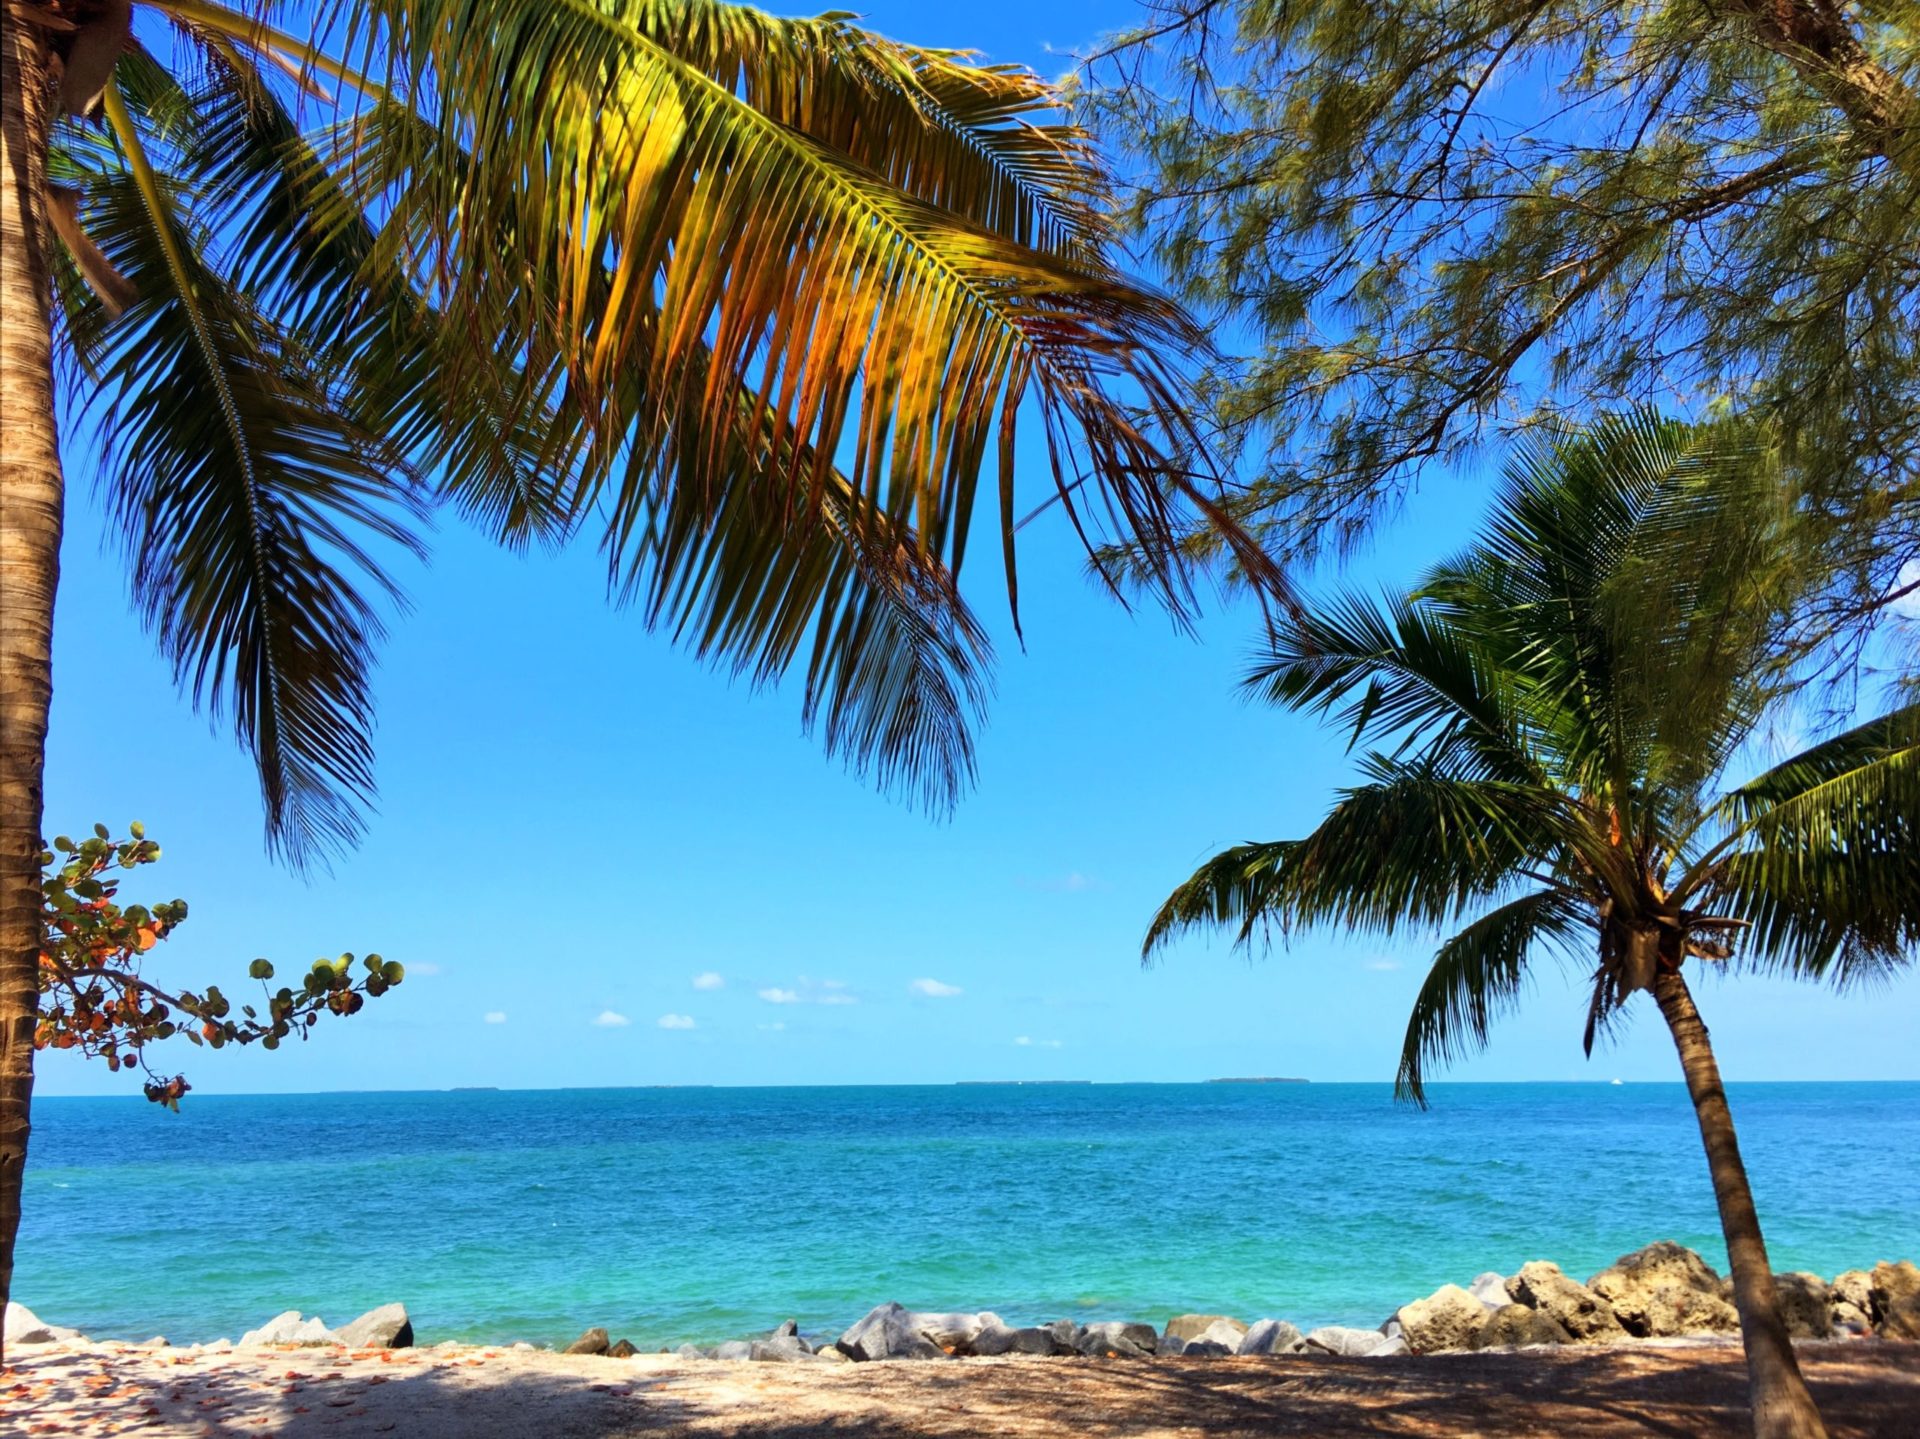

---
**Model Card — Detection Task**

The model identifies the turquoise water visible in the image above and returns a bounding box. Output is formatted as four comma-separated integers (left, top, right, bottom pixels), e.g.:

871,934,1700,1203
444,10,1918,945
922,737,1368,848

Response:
16,1082,1919,1348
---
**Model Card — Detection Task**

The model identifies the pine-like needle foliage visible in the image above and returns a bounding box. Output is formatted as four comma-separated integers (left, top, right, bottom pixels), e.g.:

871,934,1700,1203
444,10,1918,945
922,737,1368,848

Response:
1082,0,1920,639
46,0,1264,864
1142,413,1920,1101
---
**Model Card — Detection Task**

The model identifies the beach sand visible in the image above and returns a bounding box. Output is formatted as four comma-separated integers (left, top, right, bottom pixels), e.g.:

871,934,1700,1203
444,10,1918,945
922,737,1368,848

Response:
8,1338,1918,1437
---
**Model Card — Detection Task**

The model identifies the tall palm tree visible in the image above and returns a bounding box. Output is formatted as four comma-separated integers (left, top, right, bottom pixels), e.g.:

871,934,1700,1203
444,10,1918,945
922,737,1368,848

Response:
1145,415,1919,1439
0,0,1271,1344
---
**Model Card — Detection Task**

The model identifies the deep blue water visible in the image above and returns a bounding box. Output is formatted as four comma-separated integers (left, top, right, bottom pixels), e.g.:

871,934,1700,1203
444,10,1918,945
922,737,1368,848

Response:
15,1082,1918,1348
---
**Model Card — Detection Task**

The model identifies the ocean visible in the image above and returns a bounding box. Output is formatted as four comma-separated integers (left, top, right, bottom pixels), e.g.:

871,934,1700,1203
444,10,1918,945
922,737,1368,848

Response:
16,1082,1918,1349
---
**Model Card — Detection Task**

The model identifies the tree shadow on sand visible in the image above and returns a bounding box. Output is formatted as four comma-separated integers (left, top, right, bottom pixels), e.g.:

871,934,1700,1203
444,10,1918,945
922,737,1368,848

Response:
13,1339,1918,1437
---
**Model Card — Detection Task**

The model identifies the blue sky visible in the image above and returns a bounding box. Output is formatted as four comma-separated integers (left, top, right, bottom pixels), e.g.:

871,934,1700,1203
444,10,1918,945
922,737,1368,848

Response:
35,0,1920,1097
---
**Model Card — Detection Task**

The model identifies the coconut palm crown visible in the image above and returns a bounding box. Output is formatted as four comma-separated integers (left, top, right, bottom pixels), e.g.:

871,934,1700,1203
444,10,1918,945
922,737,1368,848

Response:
1143,413,1919,1439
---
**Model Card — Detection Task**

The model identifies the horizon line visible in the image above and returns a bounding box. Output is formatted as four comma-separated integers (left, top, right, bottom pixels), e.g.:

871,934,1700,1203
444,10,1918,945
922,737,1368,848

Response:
32,1076,1920,1100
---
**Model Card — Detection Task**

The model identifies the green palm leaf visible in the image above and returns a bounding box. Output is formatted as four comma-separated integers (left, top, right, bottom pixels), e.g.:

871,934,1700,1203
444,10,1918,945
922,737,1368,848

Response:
1696,705,1920,982
75,84,424,864
1397,890,1584,1106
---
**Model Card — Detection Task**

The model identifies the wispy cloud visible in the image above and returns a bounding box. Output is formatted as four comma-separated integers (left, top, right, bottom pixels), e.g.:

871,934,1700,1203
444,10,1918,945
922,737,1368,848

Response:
657,1013,696,1030
911,978,963,998
1364,958,1402,972
817,993,859,1006
592,1010,632,1028
1016,872,1098,893
410,962,444,977
758,987,800,1004
758,1021,786,1032
692,972,725,991
1013,1036,1063,1049
483,1011,507,1025
759,979,856,1005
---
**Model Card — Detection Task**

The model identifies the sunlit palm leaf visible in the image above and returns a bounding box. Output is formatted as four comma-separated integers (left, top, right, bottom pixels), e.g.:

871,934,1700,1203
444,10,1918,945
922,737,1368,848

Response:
309,0,1271,612
1697,706,1920,982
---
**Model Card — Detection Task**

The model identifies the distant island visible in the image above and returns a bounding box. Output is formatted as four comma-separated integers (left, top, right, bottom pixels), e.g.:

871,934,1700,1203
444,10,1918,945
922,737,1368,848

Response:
1207,1077,1310,1084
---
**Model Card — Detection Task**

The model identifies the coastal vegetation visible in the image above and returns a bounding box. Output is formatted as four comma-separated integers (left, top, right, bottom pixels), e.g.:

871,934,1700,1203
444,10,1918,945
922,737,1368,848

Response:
35,825,395,1107
0,0,1260,1356
1143,415,1920,1438
1084,0,1920,658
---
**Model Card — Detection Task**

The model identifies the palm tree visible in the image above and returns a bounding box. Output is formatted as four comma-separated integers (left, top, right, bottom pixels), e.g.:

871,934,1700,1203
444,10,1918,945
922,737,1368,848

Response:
0,0,1272,1345
1145,415,1919,1439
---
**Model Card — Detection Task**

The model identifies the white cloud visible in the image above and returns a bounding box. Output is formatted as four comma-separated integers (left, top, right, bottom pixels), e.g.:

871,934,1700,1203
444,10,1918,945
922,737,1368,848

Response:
692,972,725,991
758,987,800,1004
911,978,963,998
1364,958,1402,972
757,1021,786,1032
591,1010,632,1028
1013,1036,1063,1049
411,962,444,977
483,1011,507,1025
1017,872,1097,893
657,1013,696,1030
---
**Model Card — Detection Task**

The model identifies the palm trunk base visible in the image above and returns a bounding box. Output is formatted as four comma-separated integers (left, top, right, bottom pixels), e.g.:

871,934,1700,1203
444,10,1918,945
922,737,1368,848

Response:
1654,969,1828,1439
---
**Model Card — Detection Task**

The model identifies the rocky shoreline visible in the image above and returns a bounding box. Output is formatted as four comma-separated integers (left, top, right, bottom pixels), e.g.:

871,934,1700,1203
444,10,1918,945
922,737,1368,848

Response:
8,1243,1916,1365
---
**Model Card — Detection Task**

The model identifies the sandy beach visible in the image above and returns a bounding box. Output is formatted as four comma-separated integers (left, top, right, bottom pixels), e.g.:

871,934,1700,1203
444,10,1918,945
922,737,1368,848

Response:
8,1338,1919,1438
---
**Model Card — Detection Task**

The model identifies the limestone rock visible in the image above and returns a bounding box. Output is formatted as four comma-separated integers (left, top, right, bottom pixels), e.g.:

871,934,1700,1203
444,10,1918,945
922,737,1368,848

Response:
1831,1270,1872,1314
1771,1273,1831,1340
1394,1284,1488,1354
1162,1314,1245,1349
674,1343,707,1359
1586,1242,1738,1338
749,1336,815,1362
239,1311,336,1348
561,1327,610,1357
1042,1319,1078,1353
1506,1262,1627,1344
335,1303,413,1350
4,1303,83,1347
1303,1325,1393,1356
1467,1273,1511,1311
1870,1260,1920,1339
911,1311,1001,1353
606,1339,638,1359
1472,1304,1571,1350
837,1303,945,1362
1075,1321,1158,1358
970,1324,1057,1357
1237,1319,1305,1356
1182,1318,1249,1355
1367,1335,1411,1356
712,1340,754,1361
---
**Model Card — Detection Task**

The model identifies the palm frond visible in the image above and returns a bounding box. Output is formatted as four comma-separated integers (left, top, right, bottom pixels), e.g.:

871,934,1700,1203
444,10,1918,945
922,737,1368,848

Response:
1143,839,1299,958
1397,890,1583,1107
1144,756,1570,961
1695,705,1920,983
311,0,1270,617
610,345,993,812
1244,587,1543,786
79,83,424,866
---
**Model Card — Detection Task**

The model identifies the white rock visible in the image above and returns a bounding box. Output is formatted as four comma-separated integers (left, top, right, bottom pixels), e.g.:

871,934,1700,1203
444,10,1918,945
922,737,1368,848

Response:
4,1302,83,1346
239,1311,336,1347
1467,1272,1510,1311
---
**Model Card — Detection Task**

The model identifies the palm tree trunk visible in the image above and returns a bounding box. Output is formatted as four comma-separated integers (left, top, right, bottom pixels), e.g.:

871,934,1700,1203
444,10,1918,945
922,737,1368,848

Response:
1652,969,1828,1439
0,6,63,1365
